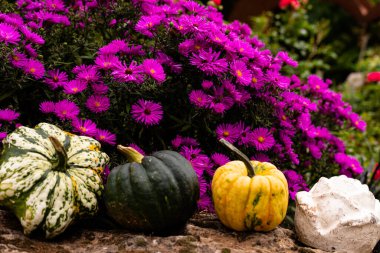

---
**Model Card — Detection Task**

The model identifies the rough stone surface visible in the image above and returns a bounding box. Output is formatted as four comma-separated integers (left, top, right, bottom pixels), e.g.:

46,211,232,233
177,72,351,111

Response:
0,208,329,253
295,175,380,253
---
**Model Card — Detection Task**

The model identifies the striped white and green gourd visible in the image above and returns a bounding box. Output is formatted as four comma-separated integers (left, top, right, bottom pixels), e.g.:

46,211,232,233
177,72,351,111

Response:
0,123,109,238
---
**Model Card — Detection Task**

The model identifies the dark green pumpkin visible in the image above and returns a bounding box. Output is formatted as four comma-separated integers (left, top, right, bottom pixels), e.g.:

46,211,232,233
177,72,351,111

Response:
104,145,199,232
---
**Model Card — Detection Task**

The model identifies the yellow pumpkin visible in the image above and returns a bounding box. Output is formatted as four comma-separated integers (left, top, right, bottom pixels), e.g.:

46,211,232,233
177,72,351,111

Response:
212,139,289,232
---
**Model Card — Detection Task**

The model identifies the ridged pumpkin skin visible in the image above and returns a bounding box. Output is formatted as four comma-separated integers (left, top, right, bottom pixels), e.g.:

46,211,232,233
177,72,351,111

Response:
212,160,288,232
0,123,109,238
104,149,199,232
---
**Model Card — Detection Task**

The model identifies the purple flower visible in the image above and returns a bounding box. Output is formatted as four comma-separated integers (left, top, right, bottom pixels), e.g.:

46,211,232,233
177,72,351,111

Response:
304,141,322,159
182,137,200,147
10,51,27,68
72,118,97,137
95,54,120,71
179,39,206,57
20,25,45,45
176,14,210,34
0,132,7,141
201,80,213,89
96,129,117,145
235,122,252,146
44,69,68,89
135,15,163,38
129,143,145,155
24,44,38,58
334,153,364,176
54,100,80,120
171,135,183,149
276,51,298,68
180,146,212,176
190,48,228,76
0,109,20,122
143,59,166,83
307,75,328,92
209,86,234,114
211,153,230,166
39,101,55,114
49,14,70,26
171,135,199,149
23,59,45,79
250,128,275,151
250,67,265,89
111,61,144,84
0,23,20,44
283,170,309,200
198,193,214,212
76,65,100,84
45,0,65,11
266,70,290,89
86,95,110,113
297,113,313,132
230,60,252,86
251,153,270,162
349,113,366,132
189,90,209,108
99,39,127,55
231,40,255,58
91,83,108,94
63,80,87,94
0,13,24,27
109,19,117,27
131,99,163,126
198,176,208,196
215,123,240,143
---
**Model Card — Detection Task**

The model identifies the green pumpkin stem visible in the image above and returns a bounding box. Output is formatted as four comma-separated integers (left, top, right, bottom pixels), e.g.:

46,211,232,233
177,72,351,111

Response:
117,145,144,163
48,136,68,172
219,138,255,177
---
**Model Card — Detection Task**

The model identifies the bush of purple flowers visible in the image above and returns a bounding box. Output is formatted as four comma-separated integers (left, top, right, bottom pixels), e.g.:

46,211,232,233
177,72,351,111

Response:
0,0,366,211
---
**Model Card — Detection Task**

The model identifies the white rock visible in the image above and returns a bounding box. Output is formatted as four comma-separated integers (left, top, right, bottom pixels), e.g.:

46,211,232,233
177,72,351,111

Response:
294,175,380,253
345,72,365,91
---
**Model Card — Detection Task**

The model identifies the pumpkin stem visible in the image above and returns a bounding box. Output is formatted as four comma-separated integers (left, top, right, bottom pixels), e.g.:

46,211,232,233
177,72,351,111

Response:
117,145,144,163
48,136,68,172
219,138,255,177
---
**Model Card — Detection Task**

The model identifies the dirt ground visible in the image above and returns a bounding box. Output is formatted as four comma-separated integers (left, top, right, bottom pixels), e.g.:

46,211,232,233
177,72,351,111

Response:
0,209,342,253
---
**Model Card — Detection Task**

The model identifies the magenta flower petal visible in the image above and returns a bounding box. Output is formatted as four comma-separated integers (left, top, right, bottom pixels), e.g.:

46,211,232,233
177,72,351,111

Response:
250,128,275,151
72,118,97,137
63,80,88,94
0,132,7,141
230,60,252,86
111,61,144,84
86,95,110,113
39,101,55,114
143,59,166,83
189,90,209,108
23,59,45,79
44,69,68,89
131,99,163,126
0,109,20,122
54,100,80,120
0,23,20,44
96,129,117,145
211,153,230,166
215,123,240,143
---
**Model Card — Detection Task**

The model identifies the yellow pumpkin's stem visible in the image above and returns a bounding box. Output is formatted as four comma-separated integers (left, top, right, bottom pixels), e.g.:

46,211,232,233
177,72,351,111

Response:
117,145,144,163
48,136,68,172
219,138,255,177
